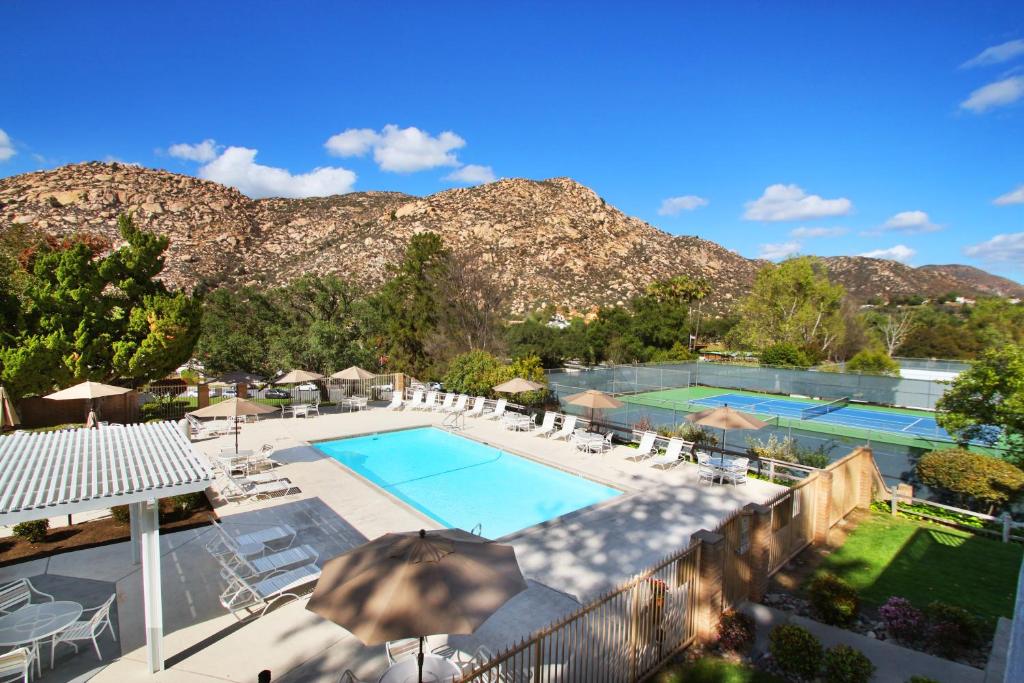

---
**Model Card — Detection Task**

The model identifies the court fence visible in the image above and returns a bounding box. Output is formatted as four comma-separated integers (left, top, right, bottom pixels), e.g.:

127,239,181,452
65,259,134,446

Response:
461,448,879,682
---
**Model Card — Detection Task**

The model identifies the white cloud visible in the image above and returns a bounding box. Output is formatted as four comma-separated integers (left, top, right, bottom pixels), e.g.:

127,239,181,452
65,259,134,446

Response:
994,184,1024,206
881,210,941,233
0,129,15,161
658,195,709,215
964,232,1024,265
198,146,356,198
167,139,220,162
860,244,916,264
790,226,848,238
758,241,802,261
960,76,1024,113
444,164,496,185
961,39,1024,69
325,124,465,172
743,184,852,221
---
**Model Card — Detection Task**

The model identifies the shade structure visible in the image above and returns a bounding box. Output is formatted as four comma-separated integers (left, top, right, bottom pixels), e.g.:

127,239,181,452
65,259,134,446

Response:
44,381,131,401
685,406,768,431
0,387,19,429
492,377,545,393
330,366,375,381
189,398,279,452
275,369,325,384
307,528,527,648
563,389,625,411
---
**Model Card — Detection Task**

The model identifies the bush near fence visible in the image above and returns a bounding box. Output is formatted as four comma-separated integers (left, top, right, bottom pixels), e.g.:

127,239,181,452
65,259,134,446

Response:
461,447,879,682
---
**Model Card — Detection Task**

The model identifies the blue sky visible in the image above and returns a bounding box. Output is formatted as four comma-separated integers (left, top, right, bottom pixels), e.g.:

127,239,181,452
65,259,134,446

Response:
2,1,1023,281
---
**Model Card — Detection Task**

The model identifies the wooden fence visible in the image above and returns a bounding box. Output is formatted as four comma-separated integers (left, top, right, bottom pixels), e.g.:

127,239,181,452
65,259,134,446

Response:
16,391,140,428
462,447,878,682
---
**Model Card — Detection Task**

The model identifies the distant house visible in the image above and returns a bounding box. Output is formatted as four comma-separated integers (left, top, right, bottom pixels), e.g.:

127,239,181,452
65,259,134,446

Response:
954,296,976,305
547,314,570,330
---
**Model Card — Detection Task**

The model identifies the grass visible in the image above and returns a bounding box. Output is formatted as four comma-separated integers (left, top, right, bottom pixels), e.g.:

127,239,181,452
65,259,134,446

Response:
811,511,1023,627
655,657,784,683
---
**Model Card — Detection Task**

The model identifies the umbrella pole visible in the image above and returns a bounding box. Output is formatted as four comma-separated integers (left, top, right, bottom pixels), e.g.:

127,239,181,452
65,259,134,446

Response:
235,418,239,454
418,636,424,683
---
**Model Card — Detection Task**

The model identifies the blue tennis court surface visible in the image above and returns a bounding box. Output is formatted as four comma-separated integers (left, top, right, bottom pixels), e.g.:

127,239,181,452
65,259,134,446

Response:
690,392,953,439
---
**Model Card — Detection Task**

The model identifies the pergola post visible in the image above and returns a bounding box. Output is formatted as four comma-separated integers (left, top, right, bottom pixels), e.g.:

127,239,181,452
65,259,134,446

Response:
129,501,141,566
138,498,164,672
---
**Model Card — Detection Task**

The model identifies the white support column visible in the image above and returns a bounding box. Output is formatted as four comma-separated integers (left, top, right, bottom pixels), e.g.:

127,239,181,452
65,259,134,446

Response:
138,498,164,673
129,502,142,566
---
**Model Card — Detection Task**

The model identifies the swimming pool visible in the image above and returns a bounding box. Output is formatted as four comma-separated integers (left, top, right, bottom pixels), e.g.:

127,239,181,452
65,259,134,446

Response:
314,427,622,538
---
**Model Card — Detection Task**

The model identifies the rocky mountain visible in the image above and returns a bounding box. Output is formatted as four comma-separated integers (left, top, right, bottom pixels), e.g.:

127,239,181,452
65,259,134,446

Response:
0,162,1020,313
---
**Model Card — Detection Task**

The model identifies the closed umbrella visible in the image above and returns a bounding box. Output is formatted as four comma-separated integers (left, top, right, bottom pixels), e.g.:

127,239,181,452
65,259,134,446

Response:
563,389,624,433
46,381,132,428
0,387,19,430
307,529,527,683
685,405,768,452
189,397,278,453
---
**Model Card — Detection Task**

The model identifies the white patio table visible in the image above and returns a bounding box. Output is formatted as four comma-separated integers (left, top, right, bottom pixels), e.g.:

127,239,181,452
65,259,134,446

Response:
292,404,312,418
501,413,533,431
574,432,605,453
378,654,461,683
0,601,82,676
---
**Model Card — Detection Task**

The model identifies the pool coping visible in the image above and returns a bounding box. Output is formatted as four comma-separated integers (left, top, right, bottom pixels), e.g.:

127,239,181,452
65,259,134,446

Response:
304,423,644,543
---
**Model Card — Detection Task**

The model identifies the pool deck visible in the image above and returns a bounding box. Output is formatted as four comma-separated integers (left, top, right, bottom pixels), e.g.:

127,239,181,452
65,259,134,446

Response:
5,406,784,682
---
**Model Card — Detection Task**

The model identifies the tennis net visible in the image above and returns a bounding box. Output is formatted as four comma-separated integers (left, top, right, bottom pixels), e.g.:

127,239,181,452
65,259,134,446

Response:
800,396,850,421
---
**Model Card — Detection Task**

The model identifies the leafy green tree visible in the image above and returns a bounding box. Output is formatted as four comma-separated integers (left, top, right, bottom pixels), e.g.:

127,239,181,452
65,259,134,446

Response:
845,349,900,376
0,215,202,397
506,316,564,367
916,448,1024,512
936,345,1024,460
443,350,502,396
730,257,846,359
487,355,548,405
759,343,812,368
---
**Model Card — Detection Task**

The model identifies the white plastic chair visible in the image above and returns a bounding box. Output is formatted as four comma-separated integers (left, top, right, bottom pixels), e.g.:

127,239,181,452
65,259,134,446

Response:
626,431,659,460
218,562,321,619
533,412,557,437
549,415,577,440
697,452,719,485
433,393,455,412
50,594,117,665
649,438,685,469
386,393,404,410
482,398,507,420
721,457,749,485
0,579,53,615
466,396,486,417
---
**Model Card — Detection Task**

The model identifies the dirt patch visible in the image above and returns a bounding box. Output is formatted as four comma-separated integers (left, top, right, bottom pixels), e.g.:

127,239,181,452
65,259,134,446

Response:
768,508,867,594
0,498,217,566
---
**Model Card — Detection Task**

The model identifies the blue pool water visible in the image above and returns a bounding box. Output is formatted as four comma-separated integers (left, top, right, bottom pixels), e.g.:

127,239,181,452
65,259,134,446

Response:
314,427,622,538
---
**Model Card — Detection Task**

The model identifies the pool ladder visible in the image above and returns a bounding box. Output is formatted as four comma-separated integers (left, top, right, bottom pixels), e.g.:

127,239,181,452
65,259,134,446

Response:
442,410,466,432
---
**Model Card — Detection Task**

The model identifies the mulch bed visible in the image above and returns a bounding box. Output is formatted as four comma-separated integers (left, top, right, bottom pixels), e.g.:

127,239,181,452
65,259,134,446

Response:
0,498,217,566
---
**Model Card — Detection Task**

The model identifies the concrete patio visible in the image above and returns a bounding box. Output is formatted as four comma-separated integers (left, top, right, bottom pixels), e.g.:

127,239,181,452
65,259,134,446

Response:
1,406,784,682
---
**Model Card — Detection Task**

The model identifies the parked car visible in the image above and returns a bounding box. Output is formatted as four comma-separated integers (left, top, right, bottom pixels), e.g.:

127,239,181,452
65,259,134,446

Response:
295,383,319,391
222,387,237,398
264,387,291,399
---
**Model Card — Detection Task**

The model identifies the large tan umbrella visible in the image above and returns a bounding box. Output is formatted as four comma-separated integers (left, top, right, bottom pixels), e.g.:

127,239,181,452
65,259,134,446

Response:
686,405,768,452
275,369,325,384
190,397,278,452
492,377,545,393
46,380,132,427
330,366,375,380
0,387,19,430
564,389,624,432
307,529,527,683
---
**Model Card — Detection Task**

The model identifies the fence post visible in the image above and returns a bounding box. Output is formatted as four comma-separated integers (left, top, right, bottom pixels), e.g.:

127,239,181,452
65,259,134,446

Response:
237,383,248,399
855,447,874,509
891,486,898,516
813,469,833,545
692,530,725,643
1002,513,1012,543
744,504,772,602
395,373,406,398
198,383,210,409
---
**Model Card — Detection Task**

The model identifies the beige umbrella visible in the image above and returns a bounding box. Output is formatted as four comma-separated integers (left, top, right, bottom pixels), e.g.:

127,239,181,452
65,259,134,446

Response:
275,369,325,384
46,380,132,428
0,387,19,430
190,397,278,452
564,389,624,433
492,377,545,393
330,366,375,381
307,529,527,683
686,405,768,452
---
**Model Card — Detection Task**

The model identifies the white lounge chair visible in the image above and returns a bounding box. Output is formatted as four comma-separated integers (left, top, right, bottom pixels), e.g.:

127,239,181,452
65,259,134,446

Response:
466,396,486,417
213,521,296,557
446,394,468,413
386,393,404,410
417,391,438,411
649,438,686,469
433,393,455,412
550,415,578,441
625,431,659,460
219,562,322,619
50,594,117,666
407,390,425,410
227,474,300,502
482,398,507,420
534,412,557,437
209,535,319,581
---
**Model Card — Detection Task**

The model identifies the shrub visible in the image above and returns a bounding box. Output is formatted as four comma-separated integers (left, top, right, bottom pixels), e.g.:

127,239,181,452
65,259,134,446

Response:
769,624,823,681
916,448,1024,512
169,492,207,513
808,573,860,626
925,601,982,655
845,349,900,376
906,677,939,683
12,519,48,543
879,596,926,645
822,645,875,683
760,343,813,368
675,423,719,447
716,610,755,652
110,505,131,525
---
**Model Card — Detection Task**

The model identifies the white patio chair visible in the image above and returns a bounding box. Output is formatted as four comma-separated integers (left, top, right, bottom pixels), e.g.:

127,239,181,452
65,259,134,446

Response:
407,390,425,410
219,562,321,619
649,438,686,469
212,521,296,557
466,396,486,417
0,647,31,683
446,395,469,413
697,452,719,485
386,393,404,410
0,579,54,615
721,457,749,485
549,415,577,441
50,594,116,666
308,400,321,417
533,412,557,437
482,398,507,420
599,432,615,453
625,431,659,460
417,391,438,411
433,393,455,412
386,636,445,664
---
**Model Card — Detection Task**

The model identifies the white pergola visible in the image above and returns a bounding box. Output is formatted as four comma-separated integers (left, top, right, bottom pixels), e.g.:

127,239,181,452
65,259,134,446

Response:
0,420,215,673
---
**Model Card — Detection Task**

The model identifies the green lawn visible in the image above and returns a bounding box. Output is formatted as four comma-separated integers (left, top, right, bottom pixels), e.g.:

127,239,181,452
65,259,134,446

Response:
656,657,784,683
811,512,1023,627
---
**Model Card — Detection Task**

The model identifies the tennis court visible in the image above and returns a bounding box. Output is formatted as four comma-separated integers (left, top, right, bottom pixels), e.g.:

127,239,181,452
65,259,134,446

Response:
690,392,950,438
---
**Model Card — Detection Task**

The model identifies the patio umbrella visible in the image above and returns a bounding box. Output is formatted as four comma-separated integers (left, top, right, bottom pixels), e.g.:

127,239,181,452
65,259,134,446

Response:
0,386,19,430
685,405,768,452
189,397,278,452
274,369,325,384
45,380,132,427
330,366,375,380
563,389,624,433
492,377,545,394
307,528,528,683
